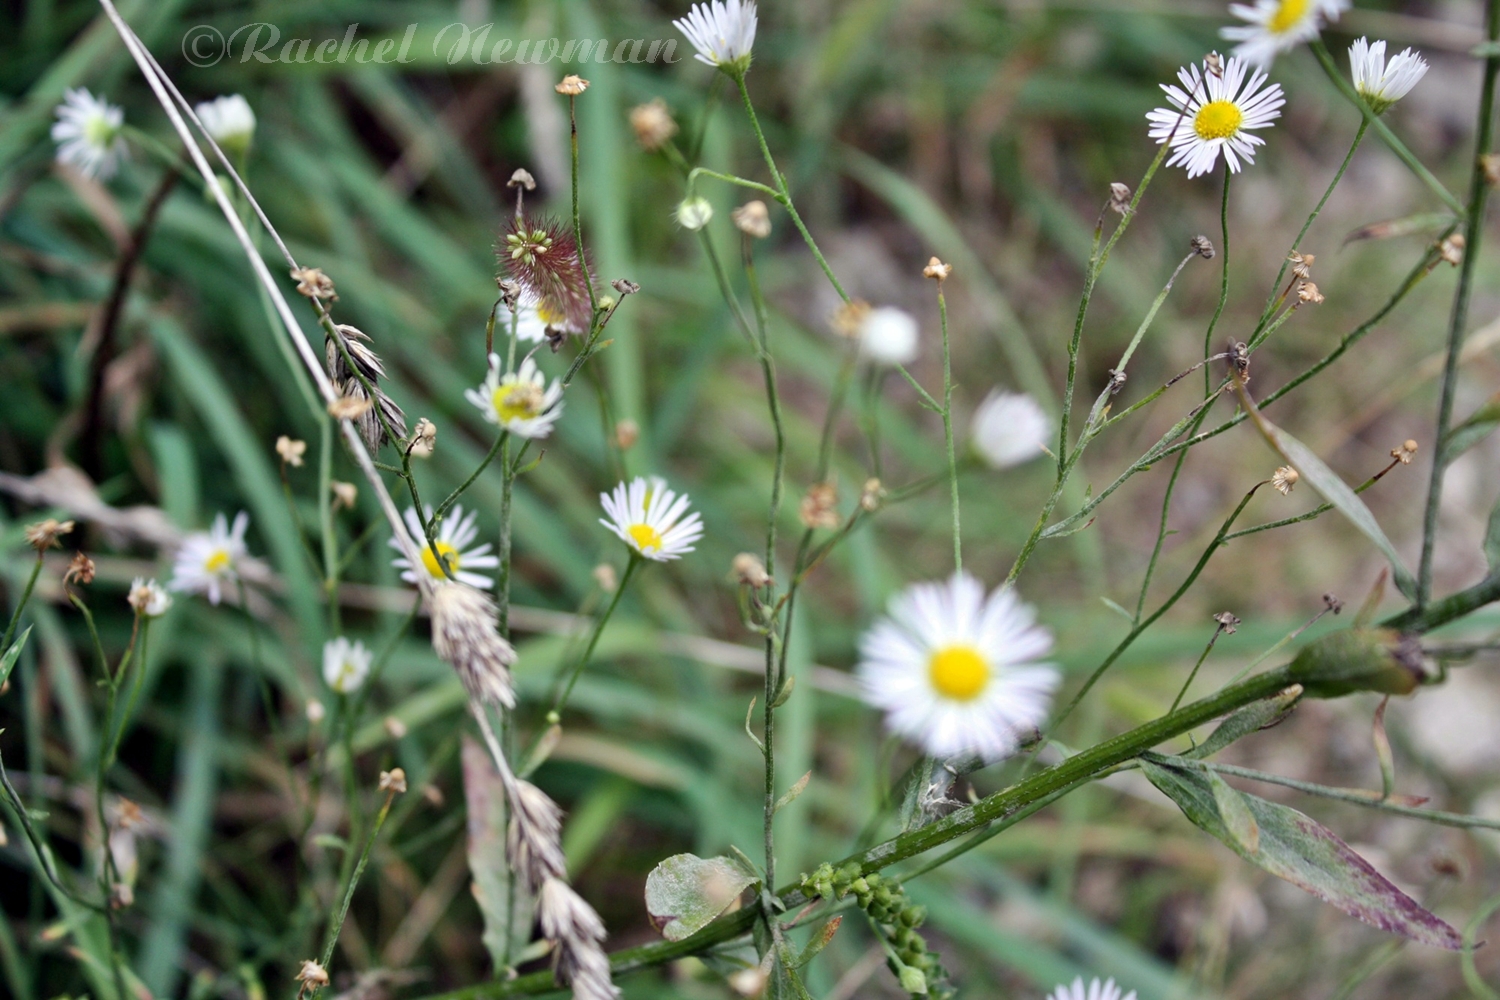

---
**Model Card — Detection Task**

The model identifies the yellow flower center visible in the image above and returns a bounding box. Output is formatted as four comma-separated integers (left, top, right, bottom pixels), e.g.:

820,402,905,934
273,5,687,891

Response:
1194,100,1243,141
628,523,663,552
492,381,544,423
928,645,990,701
84,116,117,147
537,301,567,327
1268,0,1310,34
204,549,231,573
420,541,460,578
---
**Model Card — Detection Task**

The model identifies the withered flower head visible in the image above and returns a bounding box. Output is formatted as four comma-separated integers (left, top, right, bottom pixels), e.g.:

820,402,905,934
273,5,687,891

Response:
629,98,678,151
610,278,641,297
1297,281,1325,305
378,768,407,794
556,75,590,96
799,482,840,530
830,299,871,338
1191,235,1216,259
25,519,74,552
860,477,886,512
732,552,771,588
1272,466,1299,495
1212,611,1242,634
295,960,330,995
500,214,593,336
325,324,407,452
290,267,337,301
330,480,357,510
410,417,437,458
64,552,95,588
1392,439,1419,464
1483,153,1500,188
327,395,373,420
1439,234,1465,267
508,168,537,191
1108,182,1132,215
922,256,952,282
1288,250,1315,280
1205,51,1224,77
275,435,306,468
732,200,772,238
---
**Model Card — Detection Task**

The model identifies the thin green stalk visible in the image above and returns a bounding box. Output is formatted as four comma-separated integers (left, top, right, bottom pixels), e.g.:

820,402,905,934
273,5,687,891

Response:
1419,0,1500,605
937,285,961,572
1225,455,1402,541
318,416,339,635
567,92,599,318
1134,421,1198,624
1203,169,1231,395
742,237,784,577
496,435,514,638
311,785,399,999
435,431,507,522
551,555,640,718
1168,622,1228,715
2,554,44,654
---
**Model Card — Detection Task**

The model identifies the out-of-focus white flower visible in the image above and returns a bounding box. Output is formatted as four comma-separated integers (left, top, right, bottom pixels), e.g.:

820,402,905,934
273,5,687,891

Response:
499,292,582,342
1349,37,1429,114
857,573,1059,761
673,0,758,72
389,504,498,589
970,390,1050,468
1222,0,1349,68
464,355,564,439
322,636,372,694
127,578,172,618
858,307,919,366
51,88,126,180
194,94,256,154
1048,977,1138,1000
1146,54,1284,178
675,196,714,230
599,477,703,562
169,512,250,605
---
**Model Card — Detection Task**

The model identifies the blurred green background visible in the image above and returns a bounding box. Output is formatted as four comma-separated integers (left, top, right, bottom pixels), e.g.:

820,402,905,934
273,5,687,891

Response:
3,1,1500,998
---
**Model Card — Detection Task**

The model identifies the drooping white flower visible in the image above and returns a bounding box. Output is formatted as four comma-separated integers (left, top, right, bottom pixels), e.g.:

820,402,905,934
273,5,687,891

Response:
858,307,919,366
464,354,564,439
322,636,372,694
970,390,1050,468
1349,37,1429,114
857,573,1059,762
1048,977,1138,1000
673,0,758,72
1222,0,1349,68
1146,54,1285,178
389,504,498,589
169,512,250,605
194,94,256,153
127,578,172,618
498,292,583,342
599,476,703,562
51,88,126,180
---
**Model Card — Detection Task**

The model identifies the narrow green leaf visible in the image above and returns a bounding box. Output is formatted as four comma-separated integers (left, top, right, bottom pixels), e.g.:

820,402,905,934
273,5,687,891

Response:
645,854,758,942
1184,684,1302,760
1441,392,1500,462
1373,697,1396,801
1100,597,1135,623
0,625,32,689
774,771,811,814
1141,757,1462,950
1486,497,1500,572
1208,771,1260,855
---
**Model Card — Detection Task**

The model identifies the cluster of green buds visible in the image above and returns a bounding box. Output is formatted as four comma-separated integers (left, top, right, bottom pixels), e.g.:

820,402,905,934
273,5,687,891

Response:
800,863,950,998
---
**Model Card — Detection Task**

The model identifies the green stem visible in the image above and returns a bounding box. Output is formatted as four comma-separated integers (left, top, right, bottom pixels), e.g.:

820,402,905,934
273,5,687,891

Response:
1203,168,1231,395
496,434,513,638
319,416,339,635
1168,624,1225,715
568,93,599,318
2,555,44,655
1419,0,1500,605
551,555,640,718
435,431,507,523
938,287,961,573
312,788,398,998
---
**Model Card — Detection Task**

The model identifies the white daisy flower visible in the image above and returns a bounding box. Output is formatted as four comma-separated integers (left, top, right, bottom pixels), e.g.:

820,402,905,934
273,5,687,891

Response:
673,0,758,72
859,307,919,367
1048,977,1137,1000
1349,37,1429,114
970,390,1050,468
599,476,704,562
169,512,250,605
857,573,1059,762
388,504,498,589
1146,54,1285,178
499,293,583,342
51,88,126,181
1222,0,1349,68
464,354,564,439
322,636,372,694
127,577,172,618
194,94,256,154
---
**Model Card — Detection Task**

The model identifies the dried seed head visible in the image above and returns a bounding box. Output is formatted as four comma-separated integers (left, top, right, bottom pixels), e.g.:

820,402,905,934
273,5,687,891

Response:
327,395,373,420
537,877,619,1000
509,780,567,891
1272,466,1299,495
860,477,886,512
629,98,678,151
275,436,306,467
614,418,640,450
732,199,772,238
592,563,618,593
1323,593,1344,614
830,299,871,338
383,715,408,739
1483,153,1500,187
25,518,74,552
1108,182,1132,215
378,768,407,794
799,482,840,530
555,74,590,96
1228,340,1251,382
1439,234,1466,266
295,960,330,992
1288,250,1315,280
1212,611,1242,634
64,552,95,587
326,324,407,451
306,699,326,724
500,214,593,336
1191,235,1215,259
427,582,516,708
610,278,640,297
1205,51,1224,77
330,481,357,511
1392,439,1419,464
1297,281,1325,305
733,552,772,588
508,168,537,191
290,267,337,301
922,256,952,282
410,417,437,458
674,196,713,231
1106,369,1128,394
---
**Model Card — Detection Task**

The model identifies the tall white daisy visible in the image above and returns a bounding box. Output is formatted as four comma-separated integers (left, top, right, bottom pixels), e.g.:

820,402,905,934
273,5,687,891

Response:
464,355,564,439
322,636,372,694
1222,0,1349,68
1349,38,1429,114
194,94,256,155
859,307,919,367
1147,54,1284,178
599,476,704,562
127,578,172,618
1048,977,1138,1000
673,0,758,72
51,88,126,181
169,512,250,605
970,390,1050,468
388,504,498,589
857,573,1059,762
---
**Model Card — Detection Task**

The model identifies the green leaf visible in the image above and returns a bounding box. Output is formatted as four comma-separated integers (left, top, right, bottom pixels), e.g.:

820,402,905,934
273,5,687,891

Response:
1141,756,1462,950
1485,495,1500,573
1208,771,1260,855
1442,392,1500,462
644,853,758,942
0,626,32,690
1099,597,1135,623
462,736,534,972
1184,684,1302,760
775,771,811,814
